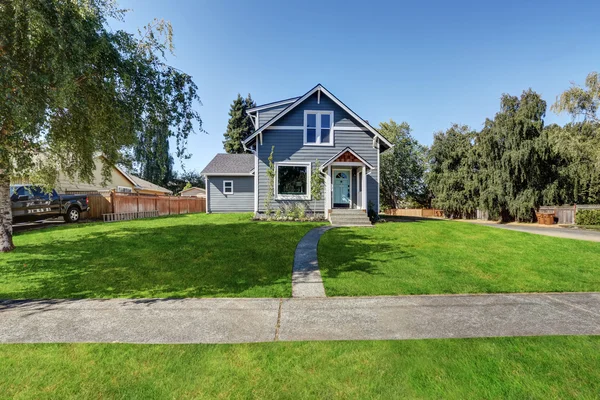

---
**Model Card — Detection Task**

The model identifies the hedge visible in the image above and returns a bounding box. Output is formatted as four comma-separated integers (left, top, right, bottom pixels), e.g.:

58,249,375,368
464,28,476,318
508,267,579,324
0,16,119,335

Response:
576,210,600,226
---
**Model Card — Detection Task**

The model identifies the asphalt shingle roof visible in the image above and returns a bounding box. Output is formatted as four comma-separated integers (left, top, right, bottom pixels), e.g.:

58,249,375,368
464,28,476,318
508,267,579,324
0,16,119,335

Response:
201,153,255,175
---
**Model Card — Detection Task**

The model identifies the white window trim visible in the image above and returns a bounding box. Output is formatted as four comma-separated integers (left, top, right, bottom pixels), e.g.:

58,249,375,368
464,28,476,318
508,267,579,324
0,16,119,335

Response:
223,180,234,194
303,110,334,146
274,162,311,200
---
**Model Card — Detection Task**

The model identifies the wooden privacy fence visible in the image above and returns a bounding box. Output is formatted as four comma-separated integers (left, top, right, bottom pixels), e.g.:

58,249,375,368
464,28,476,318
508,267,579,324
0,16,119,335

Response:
111,192,206,216
79,192,206,221
538,205,600,225
386,208,444,218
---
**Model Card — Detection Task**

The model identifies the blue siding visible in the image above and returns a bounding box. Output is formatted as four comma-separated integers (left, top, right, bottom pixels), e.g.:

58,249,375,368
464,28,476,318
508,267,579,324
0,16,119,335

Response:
256,92,380,213
207,176,254,213
275,93,360,127
258,104,290,127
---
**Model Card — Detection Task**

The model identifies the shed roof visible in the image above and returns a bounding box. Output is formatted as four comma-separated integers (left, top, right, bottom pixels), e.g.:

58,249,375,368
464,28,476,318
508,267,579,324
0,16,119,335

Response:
201,154,255,176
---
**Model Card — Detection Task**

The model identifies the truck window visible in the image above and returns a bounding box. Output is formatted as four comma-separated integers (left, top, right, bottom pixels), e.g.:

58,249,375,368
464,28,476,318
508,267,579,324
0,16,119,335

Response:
27,186,50,200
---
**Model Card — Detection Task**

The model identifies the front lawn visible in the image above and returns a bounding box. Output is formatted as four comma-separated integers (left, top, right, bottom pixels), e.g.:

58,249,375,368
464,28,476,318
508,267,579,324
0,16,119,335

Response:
1,213,323,298
319,218,600,296
1,336,598,399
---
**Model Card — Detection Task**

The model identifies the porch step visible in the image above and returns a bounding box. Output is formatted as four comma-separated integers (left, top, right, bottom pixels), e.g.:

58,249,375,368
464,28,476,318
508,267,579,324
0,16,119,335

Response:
330,209,367,215
329,209,372,227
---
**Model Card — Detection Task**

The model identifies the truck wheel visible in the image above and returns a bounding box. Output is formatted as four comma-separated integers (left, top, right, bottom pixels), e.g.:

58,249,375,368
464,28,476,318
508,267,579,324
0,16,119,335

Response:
64,207,81,223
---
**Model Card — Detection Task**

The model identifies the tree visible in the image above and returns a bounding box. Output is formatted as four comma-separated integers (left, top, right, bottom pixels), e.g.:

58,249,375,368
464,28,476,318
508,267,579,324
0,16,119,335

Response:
164,169,204,194
311,159,325,214
427,124,479,218
223,93,255,153
134,121,175,188
551,71,600,202
552,72,600,123
264,146,275,215
379,120,428,209
546,122,600,204
0,1,202,252
478,90,557,221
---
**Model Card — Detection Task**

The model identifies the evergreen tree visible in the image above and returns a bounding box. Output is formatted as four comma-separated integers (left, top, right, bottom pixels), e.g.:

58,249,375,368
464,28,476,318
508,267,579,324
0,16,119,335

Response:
223,93,255,153
135,121,175,187
427,124,479,218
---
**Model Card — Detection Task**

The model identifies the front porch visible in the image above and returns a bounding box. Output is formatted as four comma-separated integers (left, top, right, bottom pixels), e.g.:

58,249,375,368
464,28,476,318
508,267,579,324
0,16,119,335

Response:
322,147,373,219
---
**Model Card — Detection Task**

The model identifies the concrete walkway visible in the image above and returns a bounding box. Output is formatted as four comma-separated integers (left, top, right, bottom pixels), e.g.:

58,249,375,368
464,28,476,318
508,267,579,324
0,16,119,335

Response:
469,221,600,242
292,226,334,298
1,293,599,344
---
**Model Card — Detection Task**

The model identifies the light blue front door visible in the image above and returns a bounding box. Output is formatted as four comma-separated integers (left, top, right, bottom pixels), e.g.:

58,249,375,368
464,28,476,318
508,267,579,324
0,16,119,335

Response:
333,170,351,205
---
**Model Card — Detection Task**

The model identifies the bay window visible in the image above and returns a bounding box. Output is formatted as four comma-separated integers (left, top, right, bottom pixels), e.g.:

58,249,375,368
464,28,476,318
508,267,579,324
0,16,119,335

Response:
304,111,333,145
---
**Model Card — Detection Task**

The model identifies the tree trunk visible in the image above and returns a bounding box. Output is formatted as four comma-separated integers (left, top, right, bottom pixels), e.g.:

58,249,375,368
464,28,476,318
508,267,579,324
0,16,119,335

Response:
0,172,15,252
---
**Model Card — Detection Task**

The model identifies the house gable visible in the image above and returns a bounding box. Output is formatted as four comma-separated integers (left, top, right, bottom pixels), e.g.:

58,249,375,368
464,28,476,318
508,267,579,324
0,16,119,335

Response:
335,151,360,163
243,84,392,150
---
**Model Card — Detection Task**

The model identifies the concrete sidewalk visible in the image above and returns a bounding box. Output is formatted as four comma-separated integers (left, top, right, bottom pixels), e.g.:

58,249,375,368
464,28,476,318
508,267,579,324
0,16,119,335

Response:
1,293,599,344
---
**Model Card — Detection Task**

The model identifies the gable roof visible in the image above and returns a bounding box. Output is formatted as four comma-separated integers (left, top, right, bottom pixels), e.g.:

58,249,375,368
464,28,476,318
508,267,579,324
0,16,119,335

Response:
180,186,206,194
117,170,173,194
246,97,299,113
201,154,255,176
243,84,393,150
321,147,374,170
100,156,171,194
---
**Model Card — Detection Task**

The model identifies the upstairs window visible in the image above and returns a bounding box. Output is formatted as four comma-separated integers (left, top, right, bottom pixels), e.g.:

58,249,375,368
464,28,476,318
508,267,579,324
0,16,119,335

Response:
304,111,333,145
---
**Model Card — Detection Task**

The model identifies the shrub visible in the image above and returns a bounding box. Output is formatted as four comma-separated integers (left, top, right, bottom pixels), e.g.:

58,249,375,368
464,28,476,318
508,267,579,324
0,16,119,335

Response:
367,200,378,222
576,209,600,225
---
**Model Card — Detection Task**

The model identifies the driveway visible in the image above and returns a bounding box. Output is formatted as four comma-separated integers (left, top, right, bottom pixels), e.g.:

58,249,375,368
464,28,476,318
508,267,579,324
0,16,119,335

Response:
12,219,65,233
476,223,600,242
1,293,599,344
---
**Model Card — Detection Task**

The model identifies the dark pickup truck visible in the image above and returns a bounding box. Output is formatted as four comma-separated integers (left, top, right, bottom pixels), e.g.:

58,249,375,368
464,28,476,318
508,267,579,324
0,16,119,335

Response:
10,185,89,224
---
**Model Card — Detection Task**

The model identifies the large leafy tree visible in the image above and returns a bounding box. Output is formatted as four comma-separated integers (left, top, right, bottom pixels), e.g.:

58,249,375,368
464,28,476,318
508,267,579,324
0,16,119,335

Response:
223,93,255,153
379,120,428,209
0,0,201,252
427,124,479,218
546,122,600,204
478,90,557,221
552,71,600,123
551,71,600,204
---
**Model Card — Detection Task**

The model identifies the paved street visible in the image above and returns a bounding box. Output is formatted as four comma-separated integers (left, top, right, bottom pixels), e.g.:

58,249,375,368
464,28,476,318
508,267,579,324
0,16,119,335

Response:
1,293,599,344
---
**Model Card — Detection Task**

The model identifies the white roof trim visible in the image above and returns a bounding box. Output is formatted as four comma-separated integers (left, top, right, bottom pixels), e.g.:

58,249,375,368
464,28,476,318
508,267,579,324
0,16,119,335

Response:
320,147,374,170
202,173,254,177
113,164,143,189
246,98,299,113
243,84,393,149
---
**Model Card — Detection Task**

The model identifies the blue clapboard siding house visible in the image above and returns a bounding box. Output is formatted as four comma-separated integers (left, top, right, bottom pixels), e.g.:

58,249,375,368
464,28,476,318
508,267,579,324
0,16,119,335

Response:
201,84,392,222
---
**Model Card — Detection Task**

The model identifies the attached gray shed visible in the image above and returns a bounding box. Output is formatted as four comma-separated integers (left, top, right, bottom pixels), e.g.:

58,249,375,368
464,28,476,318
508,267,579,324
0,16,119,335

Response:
201,154,255,213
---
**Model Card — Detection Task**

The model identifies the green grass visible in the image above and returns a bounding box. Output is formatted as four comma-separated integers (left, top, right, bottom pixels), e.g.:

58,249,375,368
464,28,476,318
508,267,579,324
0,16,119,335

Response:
0,336,598,399
1,213,323,299
319,218,600,296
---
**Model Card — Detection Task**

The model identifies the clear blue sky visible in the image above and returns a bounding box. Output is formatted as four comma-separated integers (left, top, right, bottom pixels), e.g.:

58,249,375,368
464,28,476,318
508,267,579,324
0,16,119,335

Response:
114,0,600,173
